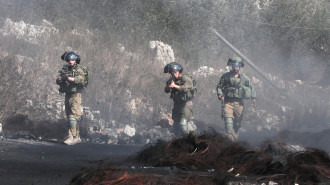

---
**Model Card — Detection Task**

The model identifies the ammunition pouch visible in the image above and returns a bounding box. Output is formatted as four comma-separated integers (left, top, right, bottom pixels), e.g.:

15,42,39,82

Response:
240,86,251,99
222,73,252,99
172,91,186,103
59,86,66,93
58,81,68,93
185,88,196,101
224,85,251,99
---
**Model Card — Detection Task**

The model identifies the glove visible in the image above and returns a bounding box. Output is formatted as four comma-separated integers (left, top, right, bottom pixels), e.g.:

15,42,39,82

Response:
218,95,224,101
60,74,68,82
165,86,170,93
251,99,257,107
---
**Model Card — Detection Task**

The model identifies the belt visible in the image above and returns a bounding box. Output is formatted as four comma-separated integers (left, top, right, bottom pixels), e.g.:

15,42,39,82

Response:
66,93,81,98
225,97,242,103
186,100,193,106
72,93,81,97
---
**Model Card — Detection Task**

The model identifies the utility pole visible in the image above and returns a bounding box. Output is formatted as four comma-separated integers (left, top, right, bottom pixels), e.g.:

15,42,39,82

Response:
212,28,281,90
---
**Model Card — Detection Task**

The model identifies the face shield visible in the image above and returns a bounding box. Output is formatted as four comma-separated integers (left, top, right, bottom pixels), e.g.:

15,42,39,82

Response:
231,62,241,73
65,54,78,62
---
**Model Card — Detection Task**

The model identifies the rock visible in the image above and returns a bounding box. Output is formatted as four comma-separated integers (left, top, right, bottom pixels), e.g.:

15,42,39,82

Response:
117,132,131,144
193,66,217,77
0,18,58,44
268,181,278,185
123,125,136,137
155,119,171,129
149,40,175,65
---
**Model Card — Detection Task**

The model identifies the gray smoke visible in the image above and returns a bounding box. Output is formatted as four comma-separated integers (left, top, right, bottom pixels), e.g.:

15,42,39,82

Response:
0,0,329,150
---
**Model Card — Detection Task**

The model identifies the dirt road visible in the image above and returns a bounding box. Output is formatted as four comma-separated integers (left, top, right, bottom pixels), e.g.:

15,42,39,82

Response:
0,139,142,185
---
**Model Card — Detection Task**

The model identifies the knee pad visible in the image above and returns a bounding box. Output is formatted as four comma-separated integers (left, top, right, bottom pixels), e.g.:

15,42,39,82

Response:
173,119,188,135
69,118,77,129
225,117,234,133
179,119,188,134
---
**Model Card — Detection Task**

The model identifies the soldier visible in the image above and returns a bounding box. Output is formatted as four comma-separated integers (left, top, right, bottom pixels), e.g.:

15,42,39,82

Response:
56,51,86,145
216,57,256,142
164,62,196,136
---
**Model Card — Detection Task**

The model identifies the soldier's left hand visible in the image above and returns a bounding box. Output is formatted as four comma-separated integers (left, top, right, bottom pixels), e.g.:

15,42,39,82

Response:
168,81,176,88
252,99,257,107
60,74,68,82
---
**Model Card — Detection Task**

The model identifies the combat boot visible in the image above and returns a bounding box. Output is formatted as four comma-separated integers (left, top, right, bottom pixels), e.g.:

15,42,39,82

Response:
64,136,74,145
233,119,241,141
226,130,237,142
72,135,81,145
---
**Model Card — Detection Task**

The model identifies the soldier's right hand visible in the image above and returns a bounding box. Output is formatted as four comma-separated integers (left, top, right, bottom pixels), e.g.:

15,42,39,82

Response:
218,95,224,101
251,99,257,107
165,86,170,93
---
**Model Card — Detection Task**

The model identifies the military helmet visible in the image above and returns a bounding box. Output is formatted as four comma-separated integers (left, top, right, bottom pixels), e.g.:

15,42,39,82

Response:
164,62,183,73
227,56,244,67
61,51,81,64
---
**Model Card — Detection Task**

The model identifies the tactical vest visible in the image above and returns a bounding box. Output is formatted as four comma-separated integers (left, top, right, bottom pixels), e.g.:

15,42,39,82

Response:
222,72,252,99
58,65,85,94
171,74,197,103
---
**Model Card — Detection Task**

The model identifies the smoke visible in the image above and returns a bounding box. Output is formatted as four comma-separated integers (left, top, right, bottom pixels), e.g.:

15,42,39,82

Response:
0,0,329,148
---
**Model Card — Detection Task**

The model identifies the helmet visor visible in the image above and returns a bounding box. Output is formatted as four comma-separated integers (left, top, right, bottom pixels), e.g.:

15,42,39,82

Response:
66,54,78,61
231,61,242,67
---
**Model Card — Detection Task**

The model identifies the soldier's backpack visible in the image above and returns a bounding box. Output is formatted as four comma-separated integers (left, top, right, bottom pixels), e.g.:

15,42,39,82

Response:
185,74,197,100
80,66,89,88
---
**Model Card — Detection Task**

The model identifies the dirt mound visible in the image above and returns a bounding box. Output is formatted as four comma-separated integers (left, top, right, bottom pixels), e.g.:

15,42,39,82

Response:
70,132,330,185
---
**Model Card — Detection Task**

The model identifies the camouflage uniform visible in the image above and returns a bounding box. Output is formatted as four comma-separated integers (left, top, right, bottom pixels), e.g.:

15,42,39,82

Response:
217,71,256,141
56,64,85,143
165,74,194,136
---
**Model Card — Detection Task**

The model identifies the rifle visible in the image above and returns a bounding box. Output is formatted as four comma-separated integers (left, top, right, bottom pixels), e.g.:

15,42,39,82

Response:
57,64,70,93
166,73,176,86
221,100,225,119
58,64,69,82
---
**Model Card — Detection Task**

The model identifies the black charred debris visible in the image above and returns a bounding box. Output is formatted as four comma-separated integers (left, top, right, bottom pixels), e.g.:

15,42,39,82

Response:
70,132,330,185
